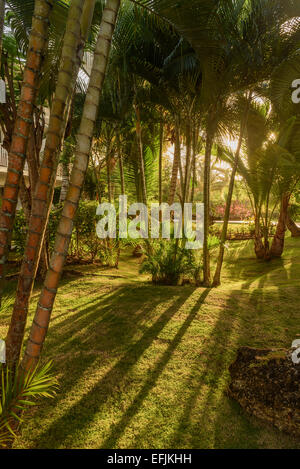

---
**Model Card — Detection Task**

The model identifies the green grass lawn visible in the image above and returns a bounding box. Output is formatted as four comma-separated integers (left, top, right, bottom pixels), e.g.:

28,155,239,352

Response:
2,236,300,449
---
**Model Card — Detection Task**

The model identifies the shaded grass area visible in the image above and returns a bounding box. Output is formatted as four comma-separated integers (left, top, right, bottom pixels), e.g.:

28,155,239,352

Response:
1,239,300,449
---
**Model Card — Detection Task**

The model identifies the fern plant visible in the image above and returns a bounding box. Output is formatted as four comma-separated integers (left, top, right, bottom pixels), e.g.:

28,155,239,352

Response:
0,361,58,448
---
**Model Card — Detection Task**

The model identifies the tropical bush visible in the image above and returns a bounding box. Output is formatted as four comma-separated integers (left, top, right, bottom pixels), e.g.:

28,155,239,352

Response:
140,237,220,286
11,210,27,256
140,240,195,285
12,201,121,265
213,200,253,221
209,222,276,240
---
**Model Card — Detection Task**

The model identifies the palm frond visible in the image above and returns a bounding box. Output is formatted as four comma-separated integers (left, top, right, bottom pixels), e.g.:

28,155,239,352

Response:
0,361,58,447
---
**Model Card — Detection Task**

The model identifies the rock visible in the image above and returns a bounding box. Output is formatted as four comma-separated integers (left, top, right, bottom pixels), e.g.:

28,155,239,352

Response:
228,346,300,437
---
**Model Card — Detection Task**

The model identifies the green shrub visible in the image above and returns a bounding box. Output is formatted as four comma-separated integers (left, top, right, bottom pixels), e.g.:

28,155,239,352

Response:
12,202,120,265
140,240,201,285
11,210,27,256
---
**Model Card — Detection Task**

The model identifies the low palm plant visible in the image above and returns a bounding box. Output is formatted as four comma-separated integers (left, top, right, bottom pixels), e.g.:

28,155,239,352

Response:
0,361,58,447
140,240,194,285
140,237,220,286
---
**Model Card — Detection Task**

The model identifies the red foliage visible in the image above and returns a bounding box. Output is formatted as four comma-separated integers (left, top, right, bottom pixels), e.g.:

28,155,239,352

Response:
213,200,252,221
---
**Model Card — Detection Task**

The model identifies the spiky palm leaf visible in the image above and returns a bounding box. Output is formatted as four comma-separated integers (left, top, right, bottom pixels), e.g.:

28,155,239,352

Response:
0,361,58,447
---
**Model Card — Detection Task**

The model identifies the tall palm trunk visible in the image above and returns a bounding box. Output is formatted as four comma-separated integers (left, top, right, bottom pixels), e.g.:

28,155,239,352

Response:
106,141,112,203
203,109,217,287
213,95,251,286
27,124,49,278
159,122,163,205
191,128,197,203
5,0,93,367
203,133,213,286
183,120,192,205
286,211,300,237
168,122,180,205
116,131,124,268
270,192,290,258
22,0,121,372
134,98,147,206
117,132,125,195
0,0,53,300
254,208,265,259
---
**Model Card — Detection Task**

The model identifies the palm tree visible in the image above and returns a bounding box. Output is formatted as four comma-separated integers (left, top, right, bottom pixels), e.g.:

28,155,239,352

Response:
213,92,252,286
268,49,300,256
270,192,290,257
133,79,148,206
139,0,300,284
5,0,94,367
22,0,121,372
269,117,300,258
286,209,300,237
236,108,300,261
0,0,53,303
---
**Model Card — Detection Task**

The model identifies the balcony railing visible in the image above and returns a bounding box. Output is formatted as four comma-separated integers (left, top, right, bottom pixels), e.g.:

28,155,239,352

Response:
0,145,29,171
0,144,63,178
0,145,8,167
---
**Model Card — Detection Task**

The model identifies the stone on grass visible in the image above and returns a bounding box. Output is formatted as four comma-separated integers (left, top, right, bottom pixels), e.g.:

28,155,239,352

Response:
228,346,300,437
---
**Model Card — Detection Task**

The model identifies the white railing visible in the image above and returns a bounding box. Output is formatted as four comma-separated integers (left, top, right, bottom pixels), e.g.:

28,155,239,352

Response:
0,145,8,167
83,51,93,75
56,165,63,179
0,145,29,171
0,144,64,179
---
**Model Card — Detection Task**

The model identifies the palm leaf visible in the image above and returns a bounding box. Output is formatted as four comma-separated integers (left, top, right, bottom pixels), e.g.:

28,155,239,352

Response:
0,361,58,447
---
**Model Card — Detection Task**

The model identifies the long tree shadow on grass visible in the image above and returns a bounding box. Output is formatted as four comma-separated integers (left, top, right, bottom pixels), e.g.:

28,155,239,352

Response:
170,283,267,449
100,289,211,448
210,273,300,449
152,285,244,449
28,284,196,448
17,245,300,448
168,264,299,448
222,236,300,291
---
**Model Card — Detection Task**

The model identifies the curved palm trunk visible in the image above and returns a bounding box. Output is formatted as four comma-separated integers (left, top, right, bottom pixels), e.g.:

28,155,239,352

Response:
270,192,290,258
0,0,53,300
168,122,180,206
213,95,251,286
22,0,121,372
286,212,300,237
5,0,92,367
